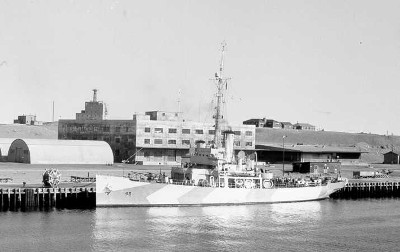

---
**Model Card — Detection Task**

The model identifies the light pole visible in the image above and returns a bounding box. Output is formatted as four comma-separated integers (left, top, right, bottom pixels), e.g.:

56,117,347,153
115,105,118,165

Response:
282,135,287,176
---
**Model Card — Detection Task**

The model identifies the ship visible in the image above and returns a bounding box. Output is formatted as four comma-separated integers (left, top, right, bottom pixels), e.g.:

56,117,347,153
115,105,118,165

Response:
96,43,347,207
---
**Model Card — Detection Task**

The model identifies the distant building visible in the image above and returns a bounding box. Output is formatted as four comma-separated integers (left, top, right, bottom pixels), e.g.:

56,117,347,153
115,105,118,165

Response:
243,118,266,127
265,119,281,129
243,118,281,129
13,115,43,125
244,118,316,131
281,122,293,129
383,151,400,164
293,123,315,131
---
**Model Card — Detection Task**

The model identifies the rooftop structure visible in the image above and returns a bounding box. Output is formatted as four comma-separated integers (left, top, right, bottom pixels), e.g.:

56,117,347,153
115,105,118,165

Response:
76,89,105,121
144,111,183,121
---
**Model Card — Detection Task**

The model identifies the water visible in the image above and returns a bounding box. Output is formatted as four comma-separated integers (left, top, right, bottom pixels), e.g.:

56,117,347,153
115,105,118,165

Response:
1,199,399,252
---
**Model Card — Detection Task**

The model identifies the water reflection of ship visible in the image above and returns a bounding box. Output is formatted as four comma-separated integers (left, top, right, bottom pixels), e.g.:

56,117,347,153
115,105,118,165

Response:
269,201,322,224
96,43,347,207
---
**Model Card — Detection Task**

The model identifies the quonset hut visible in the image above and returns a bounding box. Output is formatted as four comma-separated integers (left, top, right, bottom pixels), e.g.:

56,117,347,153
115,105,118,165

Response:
0,138,15,162
7,139,113,164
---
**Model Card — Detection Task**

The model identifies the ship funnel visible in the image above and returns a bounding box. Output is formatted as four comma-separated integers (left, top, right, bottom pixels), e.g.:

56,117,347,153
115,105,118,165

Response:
223,130,235,163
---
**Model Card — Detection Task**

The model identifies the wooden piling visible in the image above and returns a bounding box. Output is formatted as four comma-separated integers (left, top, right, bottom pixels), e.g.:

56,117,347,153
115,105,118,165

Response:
0,189,3,210
331,181,400,199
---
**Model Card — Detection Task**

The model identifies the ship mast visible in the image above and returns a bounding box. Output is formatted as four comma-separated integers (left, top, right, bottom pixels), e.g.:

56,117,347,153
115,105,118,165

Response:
213,42,229,148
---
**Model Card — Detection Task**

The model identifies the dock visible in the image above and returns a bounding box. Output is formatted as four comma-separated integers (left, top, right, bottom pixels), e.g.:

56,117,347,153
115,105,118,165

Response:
0,187,95,211
331,181,400,199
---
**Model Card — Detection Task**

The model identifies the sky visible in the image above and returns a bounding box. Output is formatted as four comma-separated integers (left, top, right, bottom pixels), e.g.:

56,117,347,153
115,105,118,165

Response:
1,0,400,135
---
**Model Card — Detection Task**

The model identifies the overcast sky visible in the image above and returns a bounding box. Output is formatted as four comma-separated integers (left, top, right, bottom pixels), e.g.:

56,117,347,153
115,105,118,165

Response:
1,0,400,135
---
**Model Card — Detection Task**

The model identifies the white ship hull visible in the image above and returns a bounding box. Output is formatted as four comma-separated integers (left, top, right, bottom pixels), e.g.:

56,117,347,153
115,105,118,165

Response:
96,175,346,206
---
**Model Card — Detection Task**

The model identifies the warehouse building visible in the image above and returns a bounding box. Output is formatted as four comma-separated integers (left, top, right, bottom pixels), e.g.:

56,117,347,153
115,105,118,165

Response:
59,112,256,165
256,144,362,165
383,151,400,164
132,111,255,165
58,91,255,164
7,139,113,164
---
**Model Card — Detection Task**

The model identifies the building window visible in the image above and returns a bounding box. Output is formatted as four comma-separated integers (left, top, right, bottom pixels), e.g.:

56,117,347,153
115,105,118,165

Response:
155,128,163,133
154,150,162,157
103,126,110,132
168,128,177,133
182,129,190,134
115,149,120,156
195,129,203,134
245,131,253,136
234,131,241,136
245,142,253,146
145,127,151,133
144,139,150,144
182,140,190,145
125,127,129,132
208,130,215,135
115,127,121,133
154,139,163,144
144,151,150,157
234,141,241,147
168,139,176,144
116,137,121,143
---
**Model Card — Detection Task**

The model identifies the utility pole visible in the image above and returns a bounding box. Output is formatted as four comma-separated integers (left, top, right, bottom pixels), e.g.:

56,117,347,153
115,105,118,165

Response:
282,135,287,176
177,89,181,113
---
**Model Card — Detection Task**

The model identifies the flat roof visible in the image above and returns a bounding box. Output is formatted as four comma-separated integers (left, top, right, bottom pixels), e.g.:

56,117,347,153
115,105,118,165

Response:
256,143,364,153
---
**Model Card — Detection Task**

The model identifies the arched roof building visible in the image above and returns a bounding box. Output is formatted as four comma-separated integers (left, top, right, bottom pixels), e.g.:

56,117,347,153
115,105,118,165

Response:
8,139,113,164
0,138,15,161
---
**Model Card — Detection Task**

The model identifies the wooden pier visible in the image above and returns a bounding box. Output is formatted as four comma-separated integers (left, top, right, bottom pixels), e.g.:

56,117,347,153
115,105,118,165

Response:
0,187,95,211
331,181,400,199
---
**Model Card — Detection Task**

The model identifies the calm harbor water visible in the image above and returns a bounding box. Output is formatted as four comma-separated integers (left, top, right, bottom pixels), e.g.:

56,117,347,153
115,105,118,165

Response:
0,199,399,252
